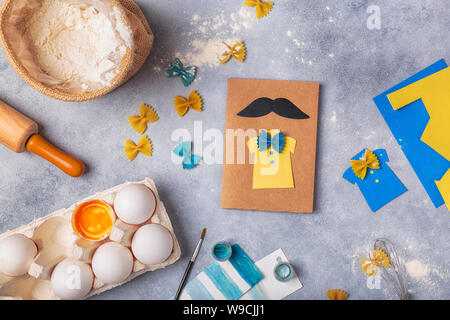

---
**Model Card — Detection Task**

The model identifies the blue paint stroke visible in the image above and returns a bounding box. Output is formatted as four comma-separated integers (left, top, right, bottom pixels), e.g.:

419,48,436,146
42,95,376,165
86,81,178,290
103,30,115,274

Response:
229,244,263,287
184,278,214,300
247,283,268,300
373,59,449,207
204,262,243,300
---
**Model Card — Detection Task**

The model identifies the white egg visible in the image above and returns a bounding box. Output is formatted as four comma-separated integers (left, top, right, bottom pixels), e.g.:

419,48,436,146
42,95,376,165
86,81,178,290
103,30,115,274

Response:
0,234,37,276
114,184,156,225
51,258,93,300
92,242,133,284
131,224,173,265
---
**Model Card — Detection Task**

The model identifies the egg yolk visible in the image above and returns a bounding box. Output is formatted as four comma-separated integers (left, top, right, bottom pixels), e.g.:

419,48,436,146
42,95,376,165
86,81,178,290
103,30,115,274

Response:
72,200,114,241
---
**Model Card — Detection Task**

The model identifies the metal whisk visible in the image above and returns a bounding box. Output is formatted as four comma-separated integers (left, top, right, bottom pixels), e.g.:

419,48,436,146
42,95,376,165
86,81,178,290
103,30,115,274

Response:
371,238,409,300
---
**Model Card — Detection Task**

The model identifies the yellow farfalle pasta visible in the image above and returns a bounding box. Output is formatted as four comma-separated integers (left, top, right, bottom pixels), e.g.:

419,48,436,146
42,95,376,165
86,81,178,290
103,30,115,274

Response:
372,248,391,267
174,90,203,117
351,149,380,179
219,41,246,64
128,104,159,134
326,289,349,300
360,248,391,276
124,136,152,161
360,258,377,276
244,0,274,19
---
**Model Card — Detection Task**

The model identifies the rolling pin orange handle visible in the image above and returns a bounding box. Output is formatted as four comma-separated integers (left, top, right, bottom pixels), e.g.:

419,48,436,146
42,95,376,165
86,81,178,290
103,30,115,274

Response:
25,134,85,178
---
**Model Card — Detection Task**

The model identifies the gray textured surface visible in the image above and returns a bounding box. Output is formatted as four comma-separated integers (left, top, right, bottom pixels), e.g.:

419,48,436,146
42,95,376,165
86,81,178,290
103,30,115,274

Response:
0,0,449,300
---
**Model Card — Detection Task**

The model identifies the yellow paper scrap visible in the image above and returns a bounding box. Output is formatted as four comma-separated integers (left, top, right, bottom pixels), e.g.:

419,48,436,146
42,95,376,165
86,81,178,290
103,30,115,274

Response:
436,170,450,211
387,67,450,161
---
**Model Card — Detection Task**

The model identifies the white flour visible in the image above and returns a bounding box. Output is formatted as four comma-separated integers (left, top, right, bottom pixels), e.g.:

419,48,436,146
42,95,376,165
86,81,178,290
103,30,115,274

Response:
170,8,255,69
405,259,430,279
27,0,133,90
183,38,241,69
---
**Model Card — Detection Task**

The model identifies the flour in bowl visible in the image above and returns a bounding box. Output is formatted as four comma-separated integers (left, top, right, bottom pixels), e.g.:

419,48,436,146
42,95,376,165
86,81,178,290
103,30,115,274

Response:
27,0,133,91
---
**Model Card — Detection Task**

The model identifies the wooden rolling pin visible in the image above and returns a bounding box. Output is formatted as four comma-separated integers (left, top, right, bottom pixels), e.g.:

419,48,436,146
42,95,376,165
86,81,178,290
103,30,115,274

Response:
0,100,84,177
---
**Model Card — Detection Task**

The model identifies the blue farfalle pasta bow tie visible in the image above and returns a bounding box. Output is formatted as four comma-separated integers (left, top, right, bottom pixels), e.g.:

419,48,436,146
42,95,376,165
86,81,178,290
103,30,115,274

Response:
167,58,197,87
173,141,201,169
257,130,286,153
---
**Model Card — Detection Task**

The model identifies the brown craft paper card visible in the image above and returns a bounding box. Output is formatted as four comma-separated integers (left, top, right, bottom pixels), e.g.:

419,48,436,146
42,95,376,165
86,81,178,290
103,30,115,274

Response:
221,79,320,213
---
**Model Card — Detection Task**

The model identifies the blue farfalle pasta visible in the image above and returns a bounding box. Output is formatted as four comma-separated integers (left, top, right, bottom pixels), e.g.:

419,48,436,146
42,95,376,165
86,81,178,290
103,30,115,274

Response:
167,58,197,87
173,141,201,170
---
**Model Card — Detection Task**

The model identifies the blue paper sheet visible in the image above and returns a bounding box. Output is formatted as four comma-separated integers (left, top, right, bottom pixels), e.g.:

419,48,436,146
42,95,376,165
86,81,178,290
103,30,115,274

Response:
373,59,450,208
344,149,407,212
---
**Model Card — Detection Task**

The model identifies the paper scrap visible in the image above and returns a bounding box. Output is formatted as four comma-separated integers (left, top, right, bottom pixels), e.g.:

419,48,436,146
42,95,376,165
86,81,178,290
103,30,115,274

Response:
178,244,263,300
240,248,302,300
435,170,450,210
387,67,450,161
373,59,450,208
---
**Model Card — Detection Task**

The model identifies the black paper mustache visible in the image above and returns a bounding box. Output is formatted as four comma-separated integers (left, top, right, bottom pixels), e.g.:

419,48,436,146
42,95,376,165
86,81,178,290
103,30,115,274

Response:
237,97,310,119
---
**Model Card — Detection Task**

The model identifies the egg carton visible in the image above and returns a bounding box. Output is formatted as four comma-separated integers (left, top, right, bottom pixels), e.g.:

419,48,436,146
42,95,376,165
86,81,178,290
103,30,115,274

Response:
0,178,181,300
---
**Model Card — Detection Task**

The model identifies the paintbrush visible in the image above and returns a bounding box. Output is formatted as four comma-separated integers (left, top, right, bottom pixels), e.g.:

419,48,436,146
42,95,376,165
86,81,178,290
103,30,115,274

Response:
174,228,207,300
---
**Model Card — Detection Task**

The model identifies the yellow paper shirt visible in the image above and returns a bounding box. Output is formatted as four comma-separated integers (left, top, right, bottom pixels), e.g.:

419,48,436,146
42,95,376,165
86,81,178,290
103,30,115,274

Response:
247,132,296,189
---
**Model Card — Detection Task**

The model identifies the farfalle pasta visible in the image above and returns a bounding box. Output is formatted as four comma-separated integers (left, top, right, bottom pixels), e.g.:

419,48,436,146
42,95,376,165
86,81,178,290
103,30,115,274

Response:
219,41,246,64
128,104,159,134
174,90,203,117
124,136,152,161
243,0,273,19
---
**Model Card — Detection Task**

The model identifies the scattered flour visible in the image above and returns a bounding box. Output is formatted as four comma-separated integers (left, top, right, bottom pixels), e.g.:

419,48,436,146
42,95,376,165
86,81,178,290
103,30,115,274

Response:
405,260,430,279
175,9,255,69
184,38,240,69
330,111,337,123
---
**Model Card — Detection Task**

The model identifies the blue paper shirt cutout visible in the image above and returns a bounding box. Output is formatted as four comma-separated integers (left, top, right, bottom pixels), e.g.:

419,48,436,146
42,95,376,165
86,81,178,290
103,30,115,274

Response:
373,59,450,208
343,149,407,212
